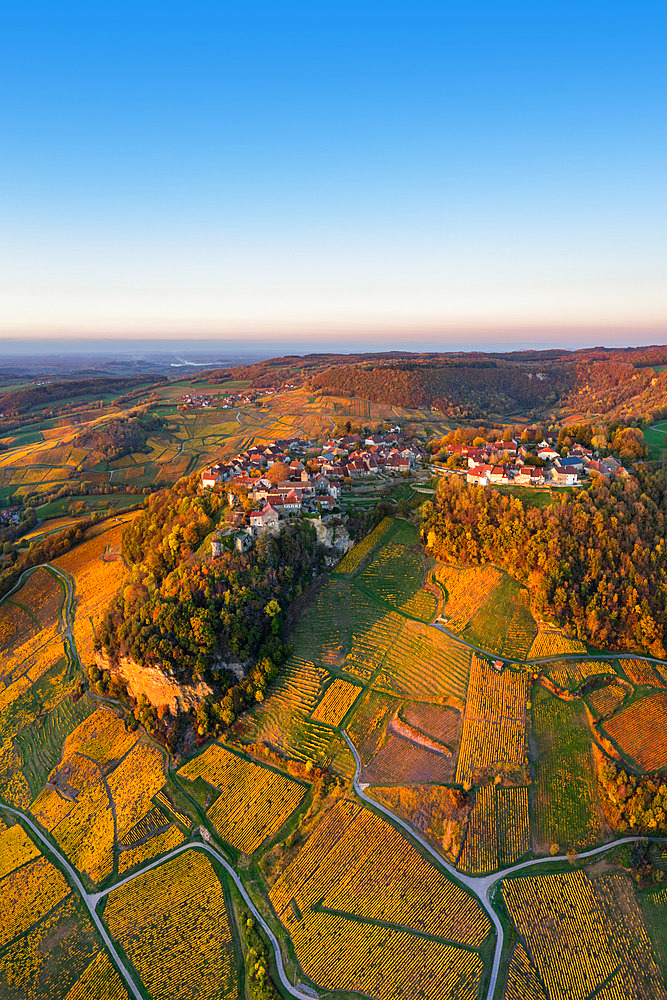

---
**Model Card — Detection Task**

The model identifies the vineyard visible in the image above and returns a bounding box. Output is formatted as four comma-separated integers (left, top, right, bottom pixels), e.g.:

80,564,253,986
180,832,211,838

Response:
118,824,185,874
103,851,237,1000
0,820,40,879
455,657,528,785
63,952,130,1000
643,886,667,981
55,520,131,668
358,522,437,622
601,690,667,771
178,742,307,853
505,943,547,1000
0,568,64,694
502,870,666,1000
15,692,96,798
333,516,393,574
586,681,628,720
12,566,64,627
0,896,99,1000
269,798,490,1000
154,788,193,828
458,784,530,874
363,735,457,785
402,702,461,748
547,660,611,690
0,853,71,946
233,655,335,765
0,653,79,810
436,564,504,632
530,686,603,852
29,707,167,883
620,658,666,687
375,618,471,701
270,798,490,942
461,575,537,660
528,629,587,660
311,678,361,726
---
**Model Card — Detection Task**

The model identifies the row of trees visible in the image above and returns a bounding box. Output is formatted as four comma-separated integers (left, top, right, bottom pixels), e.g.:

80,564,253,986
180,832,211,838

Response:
421,472,667,655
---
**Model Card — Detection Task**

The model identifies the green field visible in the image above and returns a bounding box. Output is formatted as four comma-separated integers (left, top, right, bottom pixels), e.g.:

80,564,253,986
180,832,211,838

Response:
530,685,603,853
640,887,667,980
644,420,667,458
36,493,141,518
460,572,537,660
15,693,96,797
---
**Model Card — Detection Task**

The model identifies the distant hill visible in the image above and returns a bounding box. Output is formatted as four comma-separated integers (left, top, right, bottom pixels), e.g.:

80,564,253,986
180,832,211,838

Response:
199,344,667,421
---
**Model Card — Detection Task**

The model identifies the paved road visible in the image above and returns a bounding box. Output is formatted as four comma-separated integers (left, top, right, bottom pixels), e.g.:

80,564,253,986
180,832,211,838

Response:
90,835,318,1000
342,730,667,1000
5,562,667,1000
2,804,144,1000
4,798,317,1000
430,621,667,672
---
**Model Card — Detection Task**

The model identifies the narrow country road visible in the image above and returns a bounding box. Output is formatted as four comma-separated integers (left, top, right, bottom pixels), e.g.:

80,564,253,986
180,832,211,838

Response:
430,621,667,672
1,804,144,1000
4,561,667,1000
342,730,667,1000
90,835,318,1000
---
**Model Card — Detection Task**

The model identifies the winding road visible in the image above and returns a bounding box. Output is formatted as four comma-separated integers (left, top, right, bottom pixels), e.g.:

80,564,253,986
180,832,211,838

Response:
2,804,144,1000
431,620,667,672
343,730,667,1000
4,559,667,1000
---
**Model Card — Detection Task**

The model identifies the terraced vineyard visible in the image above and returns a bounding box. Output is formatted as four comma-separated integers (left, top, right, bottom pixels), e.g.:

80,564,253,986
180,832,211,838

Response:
3,472,667,1000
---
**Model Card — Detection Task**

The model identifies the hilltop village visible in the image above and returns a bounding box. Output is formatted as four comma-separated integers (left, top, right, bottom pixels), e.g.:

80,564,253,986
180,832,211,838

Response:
200,428,427,551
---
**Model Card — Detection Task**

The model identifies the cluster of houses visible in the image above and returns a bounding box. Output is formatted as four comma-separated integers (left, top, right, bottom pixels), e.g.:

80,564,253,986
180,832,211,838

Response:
179,386,279,410
0,506,20,526
202,428,424,553
439,438,627,488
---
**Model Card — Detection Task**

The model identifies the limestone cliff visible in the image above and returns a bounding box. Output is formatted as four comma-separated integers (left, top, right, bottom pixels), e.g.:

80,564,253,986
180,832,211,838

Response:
95,652,212,714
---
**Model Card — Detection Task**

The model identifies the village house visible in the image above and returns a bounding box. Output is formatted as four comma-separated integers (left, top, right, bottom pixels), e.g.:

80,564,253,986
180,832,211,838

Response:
537,447,560,461
249,504,280,533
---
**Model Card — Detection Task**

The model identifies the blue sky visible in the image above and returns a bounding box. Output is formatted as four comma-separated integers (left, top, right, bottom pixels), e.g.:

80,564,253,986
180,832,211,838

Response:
1,1,666,349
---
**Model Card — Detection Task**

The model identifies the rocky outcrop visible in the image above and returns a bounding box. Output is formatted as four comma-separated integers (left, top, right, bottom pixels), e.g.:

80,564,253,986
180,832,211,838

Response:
95,652,213,714
313,517,352,556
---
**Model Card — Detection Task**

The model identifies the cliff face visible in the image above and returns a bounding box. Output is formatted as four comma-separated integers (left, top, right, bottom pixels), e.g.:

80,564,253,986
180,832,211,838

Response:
313,517,352,554
95,652,212,714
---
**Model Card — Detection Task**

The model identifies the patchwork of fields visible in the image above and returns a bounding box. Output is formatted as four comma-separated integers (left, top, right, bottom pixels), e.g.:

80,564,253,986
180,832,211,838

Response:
1,500,666,1000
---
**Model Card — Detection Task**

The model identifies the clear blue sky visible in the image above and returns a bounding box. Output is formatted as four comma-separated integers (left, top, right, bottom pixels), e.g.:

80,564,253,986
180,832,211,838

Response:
1,1,666,349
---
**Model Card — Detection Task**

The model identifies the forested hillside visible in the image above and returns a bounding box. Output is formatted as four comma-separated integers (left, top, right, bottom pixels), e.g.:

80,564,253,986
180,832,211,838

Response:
72,412,167,466
313,360,575,418
421,473,667,656
199,345,667,422
98,473,323,689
